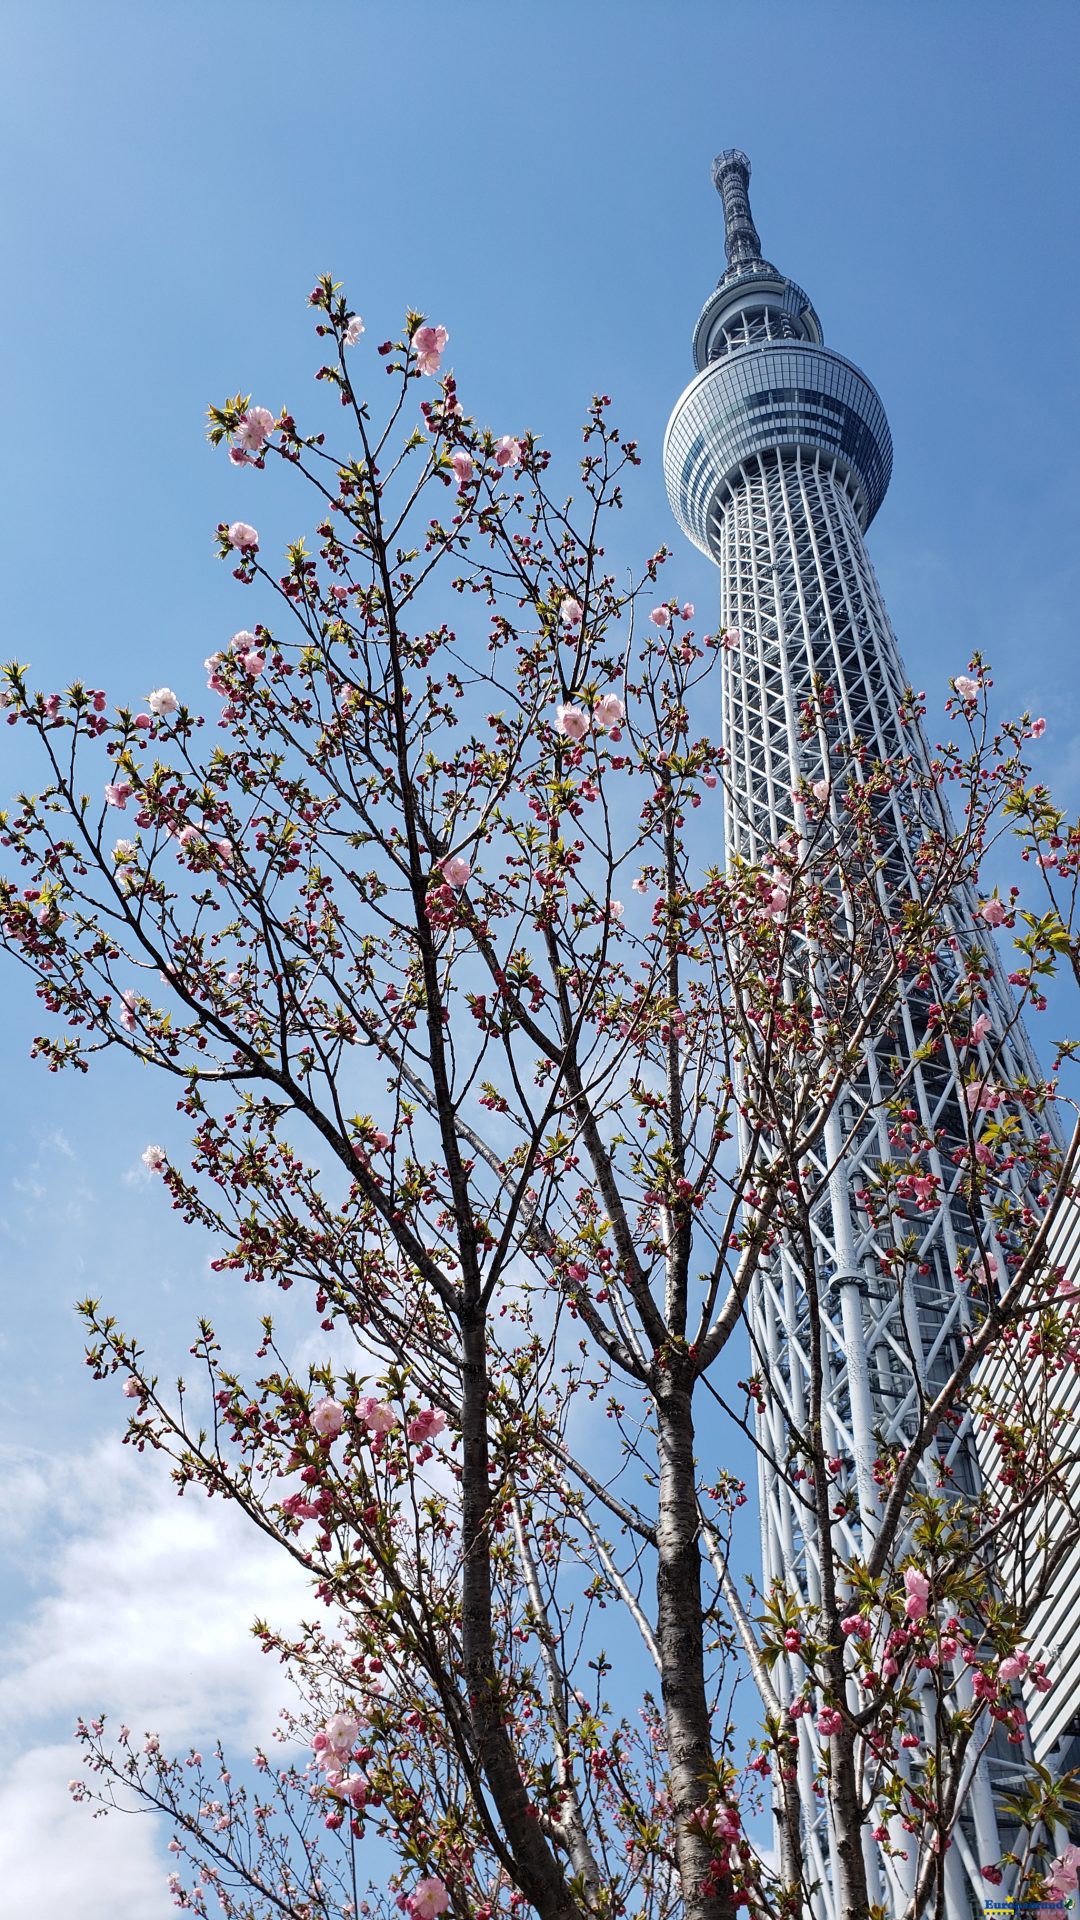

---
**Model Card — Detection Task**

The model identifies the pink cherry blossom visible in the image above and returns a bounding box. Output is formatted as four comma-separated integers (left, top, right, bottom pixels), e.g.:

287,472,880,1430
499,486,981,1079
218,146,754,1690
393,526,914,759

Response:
205,654,228,695
953,674,980,704
649,606,671,628
903,1566,930,1621
762,871,790,920
105,782,133,810
409,1878,450,1920
1030,716,1047,738
1046,1845,1080,1898
332,1772,367,1806
411,324,448,375
146,687,179,717
965,1080,1004,1113
693,1802,740,1843
227,522,259,552
703,771,717,789
142,1144,166,1173
407,1407,447,1445
323,1711,360,1755
560,596,583,628
494,435,522,469
234,407,276,453
967,1253,998,1290
681,602,695,619
310,1397,345,1440
811,777,830,803
969,1012,991,1046
556,703,589,741
817,1708,843,1737
119,989,138,1033
357,1396,398,1436
608,900,624,920
449,450,474,489
632,877,647,894
240,650,265,677
343,315,365,347
720,628,740,650
593,693,625,729
979,898,1007,927
441,855,471,888
122,1377,141,1399
997,1650,1029,1685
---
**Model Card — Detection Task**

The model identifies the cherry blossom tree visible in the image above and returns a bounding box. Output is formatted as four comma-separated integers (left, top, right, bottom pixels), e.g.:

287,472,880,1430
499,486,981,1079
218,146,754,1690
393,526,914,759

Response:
3,278,1080,1920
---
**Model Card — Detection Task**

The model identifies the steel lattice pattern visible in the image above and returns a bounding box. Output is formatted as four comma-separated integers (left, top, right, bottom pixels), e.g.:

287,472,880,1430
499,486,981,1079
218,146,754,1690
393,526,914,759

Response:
716,446,1047,1915
663,149,1058,1919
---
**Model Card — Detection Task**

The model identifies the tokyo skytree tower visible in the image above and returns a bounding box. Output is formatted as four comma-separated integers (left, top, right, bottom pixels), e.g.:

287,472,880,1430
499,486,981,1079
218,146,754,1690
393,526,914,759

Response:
663,152,1051,1916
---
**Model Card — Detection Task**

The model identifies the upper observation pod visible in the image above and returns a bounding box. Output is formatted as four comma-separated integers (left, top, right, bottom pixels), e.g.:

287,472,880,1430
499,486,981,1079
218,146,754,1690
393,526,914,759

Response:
665,150,893,554
692,150,823,368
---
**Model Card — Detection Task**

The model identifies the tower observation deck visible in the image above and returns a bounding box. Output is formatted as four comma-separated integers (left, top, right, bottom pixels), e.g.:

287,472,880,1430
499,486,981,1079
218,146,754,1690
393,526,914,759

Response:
663,152,1057,1917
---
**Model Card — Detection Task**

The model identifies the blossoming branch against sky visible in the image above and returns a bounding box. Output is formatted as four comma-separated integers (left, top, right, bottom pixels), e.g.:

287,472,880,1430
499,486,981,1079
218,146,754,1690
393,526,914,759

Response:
1,0,1079,1911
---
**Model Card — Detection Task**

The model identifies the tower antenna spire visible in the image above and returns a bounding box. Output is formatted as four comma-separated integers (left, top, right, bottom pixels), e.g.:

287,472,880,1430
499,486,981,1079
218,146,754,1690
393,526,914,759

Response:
712,148,764,273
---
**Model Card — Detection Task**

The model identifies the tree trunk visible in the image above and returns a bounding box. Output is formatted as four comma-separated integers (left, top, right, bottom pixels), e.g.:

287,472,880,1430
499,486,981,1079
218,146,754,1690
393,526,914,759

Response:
829,1727,873,1920
656,1380,737,1920
460,1312,584,1920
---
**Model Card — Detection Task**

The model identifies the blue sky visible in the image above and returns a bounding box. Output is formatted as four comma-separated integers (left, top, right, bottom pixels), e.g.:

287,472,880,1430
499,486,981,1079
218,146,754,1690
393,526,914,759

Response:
2,2,1079,1910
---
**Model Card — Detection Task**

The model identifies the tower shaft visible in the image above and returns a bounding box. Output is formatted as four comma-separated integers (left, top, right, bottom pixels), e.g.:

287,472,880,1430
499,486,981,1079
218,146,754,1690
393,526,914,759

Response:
664,153,1054,1919
719,446,1038,1915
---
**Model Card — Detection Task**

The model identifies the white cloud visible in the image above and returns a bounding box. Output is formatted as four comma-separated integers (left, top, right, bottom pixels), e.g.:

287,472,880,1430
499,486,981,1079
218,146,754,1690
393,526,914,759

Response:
0,1741,167,1918
0,1435,313,1911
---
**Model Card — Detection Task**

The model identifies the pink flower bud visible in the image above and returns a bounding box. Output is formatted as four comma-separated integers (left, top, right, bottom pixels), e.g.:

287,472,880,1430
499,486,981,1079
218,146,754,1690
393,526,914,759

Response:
903,1567,930,1621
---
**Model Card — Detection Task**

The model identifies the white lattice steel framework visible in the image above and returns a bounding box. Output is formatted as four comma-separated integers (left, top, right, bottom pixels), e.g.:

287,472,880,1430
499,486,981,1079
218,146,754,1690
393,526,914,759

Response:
663,152,1055,1918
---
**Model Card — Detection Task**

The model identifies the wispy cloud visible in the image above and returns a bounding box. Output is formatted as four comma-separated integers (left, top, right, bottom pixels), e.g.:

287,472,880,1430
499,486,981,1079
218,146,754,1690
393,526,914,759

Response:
0,1434,312,1912
0,1741,166,1918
